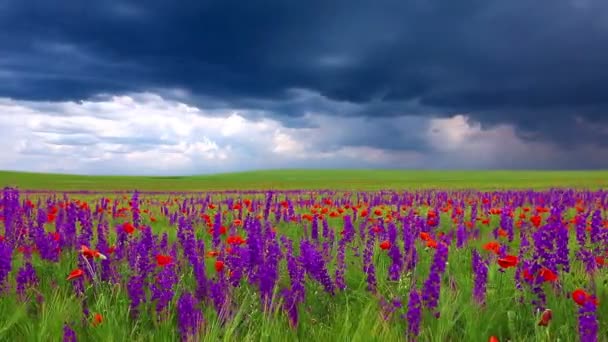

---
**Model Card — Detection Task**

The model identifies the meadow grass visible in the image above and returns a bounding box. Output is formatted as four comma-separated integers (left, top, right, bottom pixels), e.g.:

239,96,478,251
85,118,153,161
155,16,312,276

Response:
0,173,607,341
2,199,605,342
1,169,608,191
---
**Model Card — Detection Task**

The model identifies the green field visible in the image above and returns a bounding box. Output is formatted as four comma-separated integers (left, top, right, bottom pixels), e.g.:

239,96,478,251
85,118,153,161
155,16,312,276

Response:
1,169,607,191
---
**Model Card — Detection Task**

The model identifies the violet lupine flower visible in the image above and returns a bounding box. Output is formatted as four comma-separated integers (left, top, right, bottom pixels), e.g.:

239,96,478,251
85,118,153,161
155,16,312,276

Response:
138,226,155,279
577,249,598,274
402,218,418,273
63,323,77,342
387,236,403,281
456,223,467,248
259,234,281,309
212,210,222,250
335,238,347,290
151,262,178,315
210,278,229,320
471,249,488,305
131,191,141,228
421,242,449,314
311,216,319,242
342,215,356,242
63,204,78,249
578,300,599,342
555,218,570,272
358,219,367,241
575,212,588,249
177,292,204,341
500,206,514,242
127,275,145,318
95,220,114,283
300,240,335,295
159,232,169,253
322,216,330,239
362,234,377,293
281,288,300,328
284,238,305,303
2,187,20,242
77,208,94,248
0,241,13,294
405,287,422,340
16,261,38,299
193,250,209,302
263,192,273,221
588,209,602,245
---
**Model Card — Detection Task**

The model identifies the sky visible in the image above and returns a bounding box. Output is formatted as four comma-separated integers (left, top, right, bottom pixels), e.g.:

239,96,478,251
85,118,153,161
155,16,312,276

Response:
1,0,608,175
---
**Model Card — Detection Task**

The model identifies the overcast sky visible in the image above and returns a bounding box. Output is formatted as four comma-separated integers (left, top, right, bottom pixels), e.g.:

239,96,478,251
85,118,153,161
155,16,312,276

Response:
1,0,607,175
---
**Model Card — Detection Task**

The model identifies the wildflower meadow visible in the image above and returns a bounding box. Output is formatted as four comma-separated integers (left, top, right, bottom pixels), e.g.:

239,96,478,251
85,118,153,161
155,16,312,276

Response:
0,182,607,341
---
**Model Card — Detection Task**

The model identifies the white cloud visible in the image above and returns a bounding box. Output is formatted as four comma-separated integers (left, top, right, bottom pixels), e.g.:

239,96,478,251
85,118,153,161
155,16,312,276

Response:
0,93,606,174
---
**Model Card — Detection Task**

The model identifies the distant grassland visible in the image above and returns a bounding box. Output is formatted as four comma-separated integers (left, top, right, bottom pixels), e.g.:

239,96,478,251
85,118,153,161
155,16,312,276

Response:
1,169,607,191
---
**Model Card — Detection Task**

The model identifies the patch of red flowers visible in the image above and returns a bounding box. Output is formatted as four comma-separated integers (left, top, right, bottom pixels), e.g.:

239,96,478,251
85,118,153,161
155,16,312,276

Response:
572,289,598,307
156,254,173,267
497,255,518,268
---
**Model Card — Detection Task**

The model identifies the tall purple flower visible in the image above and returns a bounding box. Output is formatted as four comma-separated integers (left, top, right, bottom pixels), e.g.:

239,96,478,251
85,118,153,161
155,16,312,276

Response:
259,232,281,309
335,238,347,290
405,287,422,339
311,216,319,242
422,242,449,314
456,223,466,248
471,249,488,305
578,300,598,342
300,240,335,295
151,262,177,315
127,275,145,318
62,323,77,342
131,191,141,228
362,234,377,293
0,241,13,294
176,292,204,341
16,261,38,299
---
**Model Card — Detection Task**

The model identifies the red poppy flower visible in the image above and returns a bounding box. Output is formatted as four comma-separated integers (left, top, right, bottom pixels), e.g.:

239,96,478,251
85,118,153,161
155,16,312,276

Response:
572,289,598,307
489,336,499,342
81,245,107,260
379,240,391,250
215,260,225,272
156,254,173,267
67,268,84,281
530,215,542,228
497,255,518,268
123,222,135,234
419,232,431,241
537,309,552,326
522,268,534,281
426,240,438,249
92,313,103,326
539,267,558,282
595,256,605,267
483,241,501,255
227,235,246,245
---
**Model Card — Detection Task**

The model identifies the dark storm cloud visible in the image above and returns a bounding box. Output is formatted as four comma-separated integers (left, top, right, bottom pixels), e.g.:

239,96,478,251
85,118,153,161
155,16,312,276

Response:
1,0,608,147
